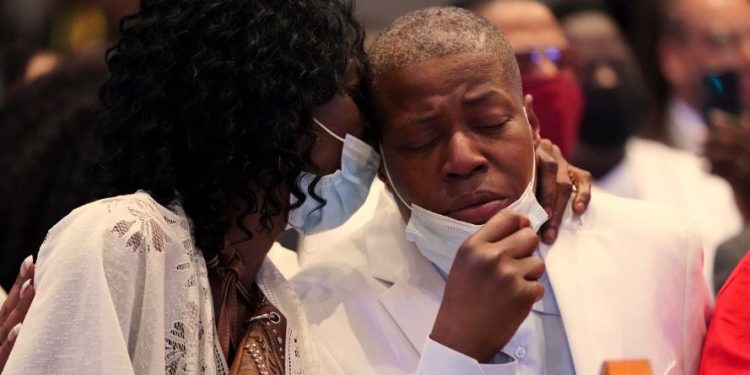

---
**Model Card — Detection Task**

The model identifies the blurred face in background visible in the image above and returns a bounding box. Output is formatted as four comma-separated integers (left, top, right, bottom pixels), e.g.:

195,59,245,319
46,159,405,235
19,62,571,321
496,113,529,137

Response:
476,0,583,157
659,0,750,110
562,11,648,177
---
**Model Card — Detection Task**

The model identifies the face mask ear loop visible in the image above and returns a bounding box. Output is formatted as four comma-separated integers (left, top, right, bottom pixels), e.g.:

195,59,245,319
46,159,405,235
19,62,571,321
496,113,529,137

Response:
313,118,346,143
379,144,412,211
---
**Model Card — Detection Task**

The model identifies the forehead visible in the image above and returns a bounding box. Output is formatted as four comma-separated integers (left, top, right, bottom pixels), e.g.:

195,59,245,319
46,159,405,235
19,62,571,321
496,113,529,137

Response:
674,0,750,31
478,1,567,53
563,14,629,62
375,53,520,125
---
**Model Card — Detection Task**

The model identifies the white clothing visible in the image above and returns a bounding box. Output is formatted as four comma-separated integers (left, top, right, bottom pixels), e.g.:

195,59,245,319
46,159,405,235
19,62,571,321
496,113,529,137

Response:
268,242,300,279
598,138,742,293
298,178,385,267
667,98,707,156
292,188,711,375
3,192,317,375
432,248,575,373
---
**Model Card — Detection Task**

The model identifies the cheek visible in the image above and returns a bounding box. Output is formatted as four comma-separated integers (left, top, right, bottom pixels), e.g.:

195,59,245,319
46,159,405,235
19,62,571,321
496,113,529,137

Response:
385,151,440,205
309,134,343,175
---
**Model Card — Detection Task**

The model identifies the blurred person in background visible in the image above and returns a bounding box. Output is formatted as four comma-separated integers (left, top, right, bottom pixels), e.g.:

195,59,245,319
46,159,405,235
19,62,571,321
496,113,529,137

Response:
0,52,104,370
647,0,750,155
0,53,105,291
456,0,584,159
648,0,750,292
559,8,742,293
707,111,750,293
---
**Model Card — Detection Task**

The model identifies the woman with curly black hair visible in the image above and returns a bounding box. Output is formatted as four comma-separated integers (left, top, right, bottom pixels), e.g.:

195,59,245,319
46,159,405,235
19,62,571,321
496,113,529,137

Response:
3,0,376,373
0,0,593,374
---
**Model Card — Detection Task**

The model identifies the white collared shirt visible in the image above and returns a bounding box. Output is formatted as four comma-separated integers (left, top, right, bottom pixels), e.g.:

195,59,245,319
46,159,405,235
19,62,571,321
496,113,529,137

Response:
431,247,576,375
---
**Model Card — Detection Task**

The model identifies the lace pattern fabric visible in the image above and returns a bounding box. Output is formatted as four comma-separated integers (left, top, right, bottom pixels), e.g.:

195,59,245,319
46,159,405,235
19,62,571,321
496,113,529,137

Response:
4,191,316,375
5,192,224,374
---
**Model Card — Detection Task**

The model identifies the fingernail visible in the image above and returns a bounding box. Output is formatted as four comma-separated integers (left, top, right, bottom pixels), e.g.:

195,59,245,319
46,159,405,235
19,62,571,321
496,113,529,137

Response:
8,323,21,343
575,202,585,212
543,229,555,243
20,278,32,299
20,255,33,278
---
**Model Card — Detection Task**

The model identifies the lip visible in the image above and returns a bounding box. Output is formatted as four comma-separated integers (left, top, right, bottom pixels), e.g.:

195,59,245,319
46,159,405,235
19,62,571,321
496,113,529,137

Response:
445,191,509,224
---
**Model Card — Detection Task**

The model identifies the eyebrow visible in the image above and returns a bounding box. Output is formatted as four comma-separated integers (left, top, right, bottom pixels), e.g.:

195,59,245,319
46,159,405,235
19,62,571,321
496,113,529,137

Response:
462,88,505,105
405,111,440,126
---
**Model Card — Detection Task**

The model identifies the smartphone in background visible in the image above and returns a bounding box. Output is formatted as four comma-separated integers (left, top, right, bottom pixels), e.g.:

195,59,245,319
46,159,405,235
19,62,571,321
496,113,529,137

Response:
701,70,741,125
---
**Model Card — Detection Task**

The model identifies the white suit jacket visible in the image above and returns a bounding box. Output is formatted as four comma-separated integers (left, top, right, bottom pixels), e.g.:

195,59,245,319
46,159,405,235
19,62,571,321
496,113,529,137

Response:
292,188,711,375
598,138,742,293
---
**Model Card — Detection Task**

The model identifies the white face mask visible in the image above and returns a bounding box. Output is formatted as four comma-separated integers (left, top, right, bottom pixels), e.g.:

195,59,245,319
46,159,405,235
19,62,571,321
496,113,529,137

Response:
287,118,381,235
382,108,548,274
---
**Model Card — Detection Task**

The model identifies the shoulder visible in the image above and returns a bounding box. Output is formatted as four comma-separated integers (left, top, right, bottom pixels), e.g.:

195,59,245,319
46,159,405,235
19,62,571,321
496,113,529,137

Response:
38,191,191,281
584,188,691,239
292,232,369,294
291,232,379,322
579,189,704,276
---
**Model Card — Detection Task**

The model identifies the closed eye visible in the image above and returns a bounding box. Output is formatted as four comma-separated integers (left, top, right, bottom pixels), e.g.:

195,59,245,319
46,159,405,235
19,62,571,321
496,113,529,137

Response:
400,135,439,151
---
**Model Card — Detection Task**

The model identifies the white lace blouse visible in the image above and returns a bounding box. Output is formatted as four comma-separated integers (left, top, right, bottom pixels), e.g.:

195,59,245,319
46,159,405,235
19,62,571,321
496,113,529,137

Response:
3,191,317,375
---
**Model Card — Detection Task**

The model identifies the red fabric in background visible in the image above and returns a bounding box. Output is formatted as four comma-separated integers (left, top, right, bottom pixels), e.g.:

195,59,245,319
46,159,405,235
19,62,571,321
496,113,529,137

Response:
522,72,583,158
700,250,750,374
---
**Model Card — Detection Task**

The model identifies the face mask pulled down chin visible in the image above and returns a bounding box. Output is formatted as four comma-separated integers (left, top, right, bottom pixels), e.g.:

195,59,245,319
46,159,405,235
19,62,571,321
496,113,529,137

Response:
381,109,549,275
287,119,380,235
522,73,584,158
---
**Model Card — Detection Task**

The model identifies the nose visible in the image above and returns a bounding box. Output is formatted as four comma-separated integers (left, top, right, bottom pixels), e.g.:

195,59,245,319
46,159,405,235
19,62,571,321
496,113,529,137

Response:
440,131,488,181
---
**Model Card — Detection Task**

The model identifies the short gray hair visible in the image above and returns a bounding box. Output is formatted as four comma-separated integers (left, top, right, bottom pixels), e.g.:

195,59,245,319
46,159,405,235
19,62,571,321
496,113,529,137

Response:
368,6,521,96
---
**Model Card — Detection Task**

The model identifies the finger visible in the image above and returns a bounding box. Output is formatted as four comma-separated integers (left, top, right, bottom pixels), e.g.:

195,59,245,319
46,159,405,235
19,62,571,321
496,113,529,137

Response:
0,256,33,324
568,166,592,215
535,139,559,219
501,227,540,259
545,180,573,244
472,209,530,244
522,280,545,303
0,280,33,352
0,323,21,370
540,145,573,244
517,255,545,281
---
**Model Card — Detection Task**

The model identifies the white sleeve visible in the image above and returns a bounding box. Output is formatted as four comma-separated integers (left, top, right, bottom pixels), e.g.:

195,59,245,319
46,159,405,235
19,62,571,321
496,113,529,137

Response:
3,206,136,375
417,338,517,375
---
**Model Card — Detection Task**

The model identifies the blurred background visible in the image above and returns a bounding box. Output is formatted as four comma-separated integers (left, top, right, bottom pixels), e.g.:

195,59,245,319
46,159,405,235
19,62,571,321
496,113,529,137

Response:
1,0,749,297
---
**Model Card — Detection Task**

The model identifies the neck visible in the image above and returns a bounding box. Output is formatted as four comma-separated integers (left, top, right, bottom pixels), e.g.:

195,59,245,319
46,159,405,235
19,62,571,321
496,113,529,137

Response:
223,212,287,288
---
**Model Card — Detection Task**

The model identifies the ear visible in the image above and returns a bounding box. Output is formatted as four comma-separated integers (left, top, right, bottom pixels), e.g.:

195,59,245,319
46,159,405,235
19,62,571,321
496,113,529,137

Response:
523,94,542,147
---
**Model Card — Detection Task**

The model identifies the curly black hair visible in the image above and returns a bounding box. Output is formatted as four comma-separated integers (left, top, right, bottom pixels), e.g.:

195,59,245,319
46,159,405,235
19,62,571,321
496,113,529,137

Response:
94,0,367,259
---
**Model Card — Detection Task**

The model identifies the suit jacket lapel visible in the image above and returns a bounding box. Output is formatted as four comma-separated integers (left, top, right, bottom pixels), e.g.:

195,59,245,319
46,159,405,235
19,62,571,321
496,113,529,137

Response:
547,221,624,375
378,246,445,355
363,190,445,356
